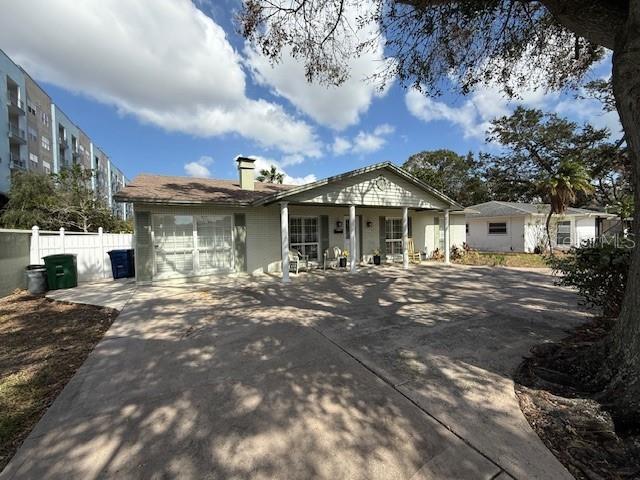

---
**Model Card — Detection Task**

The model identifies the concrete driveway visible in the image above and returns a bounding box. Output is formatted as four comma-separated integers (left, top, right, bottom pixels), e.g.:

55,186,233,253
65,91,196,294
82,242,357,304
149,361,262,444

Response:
1,264,589,479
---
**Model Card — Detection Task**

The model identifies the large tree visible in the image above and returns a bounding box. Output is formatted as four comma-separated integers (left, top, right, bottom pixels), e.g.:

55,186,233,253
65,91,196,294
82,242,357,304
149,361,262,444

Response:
403,149,489,205
240,0,640,420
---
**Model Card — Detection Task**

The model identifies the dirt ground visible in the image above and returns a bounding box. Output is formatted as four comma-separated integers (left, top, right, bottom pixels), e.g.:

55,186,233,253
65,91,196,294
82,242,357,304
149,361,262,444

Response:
0,290,117,471
515,318,640,479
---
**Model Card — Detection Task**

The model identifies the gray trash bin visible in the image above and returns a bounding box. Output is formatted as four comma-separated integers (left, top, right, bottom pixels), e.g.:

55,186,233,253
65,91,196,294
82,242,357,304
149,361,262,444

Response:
25,264,48,294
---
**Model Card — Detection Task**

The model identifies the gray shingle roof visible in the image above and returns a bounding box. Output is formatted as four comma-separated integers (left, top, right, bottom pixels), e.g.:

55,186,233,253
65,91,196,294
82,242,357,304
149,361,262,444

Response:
113,174,294,205
465,201,613,218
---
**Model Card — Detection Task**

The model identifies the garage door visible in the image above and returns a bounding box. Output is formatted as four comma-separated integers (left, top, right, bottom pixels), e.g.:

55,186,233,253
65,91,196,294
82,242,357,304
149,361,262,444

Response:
196,215,233,273
153,215,195,279
152,214,233,279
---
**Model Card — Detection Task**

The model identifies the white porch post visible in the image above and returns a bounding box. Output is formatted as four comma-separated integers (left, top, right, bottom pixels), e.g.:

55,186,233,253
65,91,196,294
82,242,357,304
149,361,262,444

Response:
402,206,409,269
280,202,290,282
349,204,356,272
444,208,450,265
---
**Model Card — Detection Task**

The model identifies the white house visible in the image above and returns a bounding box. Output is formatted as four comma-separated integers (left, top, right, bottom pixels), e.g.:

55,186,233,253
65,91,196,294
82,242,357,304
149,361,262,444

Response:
114,159,466,283
465,201,616,253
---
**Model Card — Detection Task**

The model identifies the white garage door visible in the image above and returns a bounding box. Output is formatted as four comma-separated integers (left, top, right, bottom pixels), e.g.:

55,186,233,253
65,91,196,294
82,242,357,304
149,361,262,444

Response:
152,214,233,279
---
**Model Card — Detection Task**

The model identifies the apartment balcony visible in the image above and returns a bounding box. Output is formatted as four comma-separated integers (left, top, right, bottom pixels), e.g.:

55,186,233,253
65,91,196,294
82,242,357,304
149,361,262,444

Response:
7,93,25,115
58,137,68,150
8,124,26,144
72,148,82,160
9,153,27,170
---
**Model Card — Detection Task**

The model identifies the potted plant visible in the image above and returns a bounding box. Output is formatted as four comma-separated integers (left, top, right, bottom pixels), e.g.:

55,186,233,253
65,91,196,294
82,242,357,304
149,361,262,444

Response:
372,249,381,265
339,249,348,268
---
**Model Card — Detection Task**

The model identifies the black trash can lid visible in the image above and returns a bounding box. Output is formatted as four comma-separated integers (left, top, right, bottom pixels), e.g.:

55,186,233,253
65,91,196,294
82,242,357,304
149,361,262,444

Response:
26,264,46,270
108,249,129,254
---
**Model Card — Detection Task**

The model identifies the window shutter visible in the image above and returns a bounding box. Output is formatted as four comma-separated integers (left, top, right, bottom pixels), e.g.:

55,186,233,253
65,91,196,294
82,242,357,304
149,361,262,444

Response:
408,216,413,238
320,215,329,257
233,213,247,272
379,216,386,255
134,211,153,282
358,215,363,260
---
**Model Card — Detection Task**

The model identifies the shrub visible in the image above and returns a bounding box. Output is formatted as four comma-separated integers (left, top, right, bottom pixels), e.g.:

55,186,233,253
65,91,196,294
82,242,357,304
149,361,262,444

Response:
548,241,631,317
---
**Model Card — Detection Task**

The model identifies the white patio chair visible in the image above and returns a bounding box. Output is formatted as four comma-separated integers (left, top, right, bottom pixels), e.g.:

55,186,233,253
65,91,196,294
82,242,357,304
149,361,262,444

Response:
323,246,342,270
289,249,309,274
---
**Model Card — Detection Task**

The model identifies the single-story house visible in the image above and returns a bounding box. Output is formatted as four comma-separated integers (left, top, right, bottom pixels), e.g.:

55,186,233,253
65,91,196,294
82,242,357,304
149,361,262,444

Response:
114,159,466,283
464,201,616,253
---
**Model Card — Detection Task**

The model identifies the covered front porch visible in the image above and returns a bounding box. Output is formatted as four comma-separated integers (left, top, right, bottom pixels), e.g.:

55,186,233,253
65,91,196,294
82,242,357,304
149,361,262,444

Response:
278,203,456,282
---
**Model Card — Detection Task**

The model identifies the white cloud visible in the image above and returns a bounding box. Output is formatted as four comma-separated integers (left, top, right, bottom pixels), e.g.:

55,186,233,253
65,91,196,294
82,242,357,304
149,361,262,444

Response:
332,124,394,155
0,0,321,156
280,154,305,167
406,84,561,140
244,2,391,130
332,137,352,155
184,155,213,178
241,156,317,185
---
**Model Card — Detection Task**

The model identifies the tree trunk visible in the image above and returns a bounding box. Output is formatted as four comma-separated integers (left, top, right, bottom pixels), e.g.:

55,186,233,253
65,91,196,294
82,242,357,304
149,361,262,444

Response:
545,211,554,255
608,0,640,423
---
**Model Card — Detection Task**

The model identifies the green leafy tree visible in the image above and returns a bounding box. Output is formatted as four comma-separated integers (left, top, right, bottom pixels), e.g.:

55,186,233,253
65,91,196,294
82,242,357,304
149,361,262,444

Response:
240,0,640,419
403,149,489,205
0,171,59,230
538,159,594,253
256,165,285,184
0,165,128,232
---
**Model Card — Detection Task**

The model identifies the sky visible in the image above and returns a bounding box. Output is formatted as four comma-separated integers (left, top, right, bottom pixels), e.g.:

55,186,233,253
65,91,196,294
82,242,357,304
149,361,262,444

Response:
0,0,621,185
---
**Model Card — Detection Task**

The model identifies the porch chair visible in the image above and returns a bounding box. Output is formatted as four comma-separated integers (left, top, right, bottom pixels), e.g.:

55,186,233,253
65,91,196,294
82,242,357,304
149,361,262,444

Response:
289,249,309,274
323,246,342,270
407,238,421,264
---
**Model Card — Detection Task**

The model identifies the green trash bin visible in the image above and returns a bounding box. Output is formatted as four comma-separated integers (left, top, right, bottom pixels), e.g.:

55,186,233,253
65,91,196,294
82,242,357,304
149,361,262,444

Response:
43,254,78,290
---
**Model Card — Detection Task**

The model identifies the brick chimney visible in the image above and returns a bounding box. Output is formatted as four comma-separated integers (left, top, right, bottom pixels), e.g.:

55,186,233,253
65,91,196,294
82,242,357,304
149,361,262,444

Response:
236,157,256,191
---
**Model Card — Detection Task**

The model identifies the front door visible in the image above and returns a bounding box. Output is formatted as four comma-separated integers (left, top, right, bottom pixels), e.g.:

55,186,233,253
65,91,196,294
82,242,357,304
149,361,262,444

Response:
344,216,361,262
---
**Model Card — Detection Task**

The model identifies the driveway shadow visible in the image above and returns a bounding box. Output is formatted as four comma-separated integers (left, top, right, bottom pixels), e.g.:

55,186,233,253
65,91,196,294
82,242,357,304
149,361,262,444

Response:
1,265,587,480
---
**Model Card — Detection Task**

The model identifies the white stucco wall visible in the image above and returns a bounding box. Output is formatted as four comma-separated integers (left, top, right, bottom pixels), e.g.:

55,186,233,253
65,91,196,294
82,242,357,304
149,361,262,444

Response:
465,216,525,252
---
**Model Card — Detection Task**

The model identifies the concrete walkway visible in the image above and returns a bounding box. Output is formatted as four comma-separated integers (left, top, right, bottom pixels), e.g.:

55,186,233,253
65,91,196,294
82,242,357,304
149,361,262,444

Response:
2,265,589,479
45,278,136,310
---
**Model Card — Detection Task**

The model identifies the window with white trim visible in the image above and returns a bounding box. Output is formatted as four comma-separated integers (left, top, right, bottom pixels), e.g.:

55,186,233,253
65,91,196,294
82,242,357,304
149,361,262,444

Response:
385,217,403,255
488,222,507,235
556,221,571,246
29,153,38,164
290,216,319,261
41,136,50,151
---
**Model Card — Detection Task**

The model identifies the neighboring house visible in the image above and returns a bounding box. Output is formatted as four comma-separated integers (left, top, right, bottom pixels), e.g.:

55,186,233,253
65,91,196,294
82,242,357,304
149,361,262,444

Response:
114,159,466,283
465,201,616,253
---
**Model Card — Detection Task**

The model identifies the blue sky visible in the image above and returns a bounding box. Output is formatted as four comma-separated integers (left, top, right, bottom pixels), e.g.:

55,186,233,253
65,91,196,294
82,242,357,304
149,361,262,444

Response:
0,0,619,184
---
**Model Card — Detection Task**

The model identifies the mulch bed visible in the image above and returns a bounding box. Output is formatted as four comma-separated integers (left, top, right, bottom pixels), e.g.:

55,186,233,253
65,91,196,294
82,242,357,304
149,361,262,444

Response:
515,317,640,479
0,290,117,471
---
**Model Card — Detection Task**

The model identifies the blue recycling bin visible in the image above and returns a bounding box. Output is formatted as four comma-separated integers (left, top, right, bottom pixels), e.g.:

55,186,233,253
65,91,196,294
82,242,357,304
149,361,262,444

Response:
108,249,135,279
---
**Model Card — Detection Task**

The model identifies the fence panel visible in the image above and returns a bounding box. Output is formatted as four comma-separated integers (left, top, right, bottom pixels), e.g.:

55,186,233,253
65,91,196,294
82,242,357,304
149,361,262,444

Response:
30,228,133,282
0,230,31,297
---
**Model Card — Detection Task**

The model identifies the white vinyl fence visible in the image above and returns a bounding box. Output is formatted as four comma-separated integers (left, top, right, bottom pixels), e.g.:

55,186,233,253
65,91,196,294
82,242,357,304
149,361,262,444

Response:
30,226,133,282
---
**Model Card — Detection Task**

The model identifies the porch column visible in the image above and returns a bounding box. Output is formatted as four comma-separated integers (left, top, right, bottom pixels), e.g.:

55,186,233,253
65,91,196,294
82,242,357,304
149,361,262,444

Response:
280,202,290,282
444,208,450,265
349,204,356,272
402,206,409,269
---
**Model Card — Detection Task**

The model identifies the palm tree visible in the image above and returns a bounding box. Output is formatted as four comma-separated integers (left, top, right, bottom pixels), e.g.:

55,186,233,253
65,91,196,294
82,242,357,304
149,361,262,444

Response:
256,165,284,184
538,159,594,255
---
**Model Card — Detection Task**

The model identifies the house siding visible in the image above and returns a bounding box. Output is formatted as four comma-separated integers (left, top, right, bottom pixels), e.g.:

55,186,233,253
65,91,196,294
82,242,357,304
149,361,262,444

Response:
285,170,450,209
133,203,466,282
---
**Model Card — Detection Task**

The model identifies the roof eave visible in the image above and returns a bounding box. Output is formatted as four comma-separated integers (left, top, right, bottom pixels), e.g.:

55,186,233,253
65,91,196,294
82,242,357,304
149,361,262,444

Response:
252,162,464,209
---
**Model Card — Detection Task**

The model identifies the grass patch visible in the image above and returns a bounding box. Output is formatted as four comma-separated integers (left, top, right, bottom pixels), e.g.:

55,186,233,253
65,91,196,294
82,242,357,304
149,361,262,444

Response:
456,251,550,268
0,290,117,470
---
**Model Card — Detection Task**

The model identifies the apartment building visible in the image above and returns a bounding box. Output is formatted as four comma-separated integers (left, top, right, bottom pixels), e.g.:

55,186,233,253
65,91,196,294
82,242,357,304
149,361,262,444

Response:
0,49,129,219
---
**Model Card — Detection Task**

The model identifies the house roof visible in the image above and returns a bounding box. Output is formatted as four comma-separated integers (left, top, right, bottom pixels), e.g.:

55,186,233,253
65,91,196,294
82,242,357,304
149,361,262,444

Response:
113,174,295,206
255,162,464,209
114,162,464,210
465,201,615,218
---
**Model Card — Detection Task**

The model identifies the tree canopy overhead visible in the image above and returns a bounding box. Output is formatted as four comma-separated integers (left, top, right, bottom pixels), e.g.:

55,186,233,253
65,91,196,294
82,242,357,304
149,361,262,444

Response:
242,0,609,96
